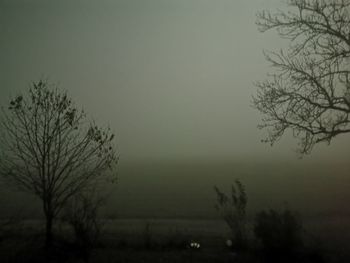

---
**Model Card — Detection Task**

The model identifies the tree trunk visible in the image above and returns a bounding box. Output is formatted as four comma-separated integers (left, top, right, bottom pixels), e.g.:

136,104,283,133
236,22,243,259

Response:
45,213,53,248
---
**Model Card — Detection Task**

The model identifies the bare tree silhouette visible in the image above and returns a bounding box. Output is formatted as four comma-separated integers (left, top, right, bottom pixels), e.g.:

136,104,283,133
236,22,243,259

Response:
0,80,118,248
214,180,247,250
254,0,350,154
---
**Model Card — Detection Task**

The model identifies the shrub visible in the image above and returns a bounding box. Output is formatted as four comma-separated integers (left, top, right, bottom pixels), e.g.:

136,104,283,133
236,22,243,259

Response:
214,179,247,250
254,208,303,257
62,191,105,261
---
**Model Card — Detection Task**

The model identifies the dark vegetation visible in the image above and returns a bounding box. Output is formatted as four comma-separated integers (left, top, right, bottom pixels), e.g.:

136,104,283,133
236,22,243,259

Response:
214,180,328,263
254,208,304,261
214,180,247,250
61,189,106,261
254,208,303,254
0,179,333,263
0,81,118,248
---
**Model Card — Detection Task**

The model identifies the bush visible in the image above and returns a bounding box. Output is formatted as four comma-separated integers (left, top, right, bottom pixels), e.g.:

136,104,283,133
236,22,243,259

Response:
214,179,247,250
62,191,105,261
254,208,303,257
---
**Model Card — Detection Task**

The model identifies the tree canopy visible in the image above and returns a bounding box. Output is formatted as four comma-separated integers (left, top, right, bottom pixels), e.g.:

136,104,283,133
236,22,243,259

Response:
0,80,118,246
254,0,350,154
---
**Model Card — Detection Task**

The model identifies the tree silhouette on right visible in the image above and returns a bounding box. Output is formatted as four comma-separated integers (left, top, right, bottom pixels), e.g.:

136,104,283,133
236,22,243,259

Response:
254,0,350,154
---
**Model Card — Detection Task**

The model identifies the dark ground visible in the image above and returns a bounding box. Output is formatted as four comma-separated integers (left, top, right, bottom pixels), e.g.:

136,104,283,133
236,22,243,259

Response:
0,217,349,263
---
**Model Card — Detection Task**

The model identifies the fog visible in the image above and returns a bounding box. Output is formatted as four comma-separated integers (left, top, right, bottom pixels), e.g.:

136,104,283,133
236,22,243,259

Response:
1,1,350,262
2,159,349,220
1,0,348,161
1,0,349,218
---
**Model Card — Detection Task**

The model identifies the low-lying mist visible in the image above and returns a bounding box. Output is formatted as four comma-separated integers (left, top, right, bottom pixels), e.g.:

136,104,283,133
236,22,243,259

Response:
2,159,349,220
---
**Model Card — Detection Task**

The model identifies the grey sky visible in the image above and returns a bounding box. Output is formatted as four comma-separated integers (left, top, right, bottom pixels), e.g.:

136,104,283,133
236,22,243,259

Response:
1,0,349,163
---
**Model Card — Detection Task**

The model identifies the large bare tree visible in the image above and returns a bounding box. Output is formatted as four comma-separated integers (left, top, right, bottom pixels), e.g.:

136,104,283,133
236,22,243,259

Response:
0,80,118,247
254,0,350,154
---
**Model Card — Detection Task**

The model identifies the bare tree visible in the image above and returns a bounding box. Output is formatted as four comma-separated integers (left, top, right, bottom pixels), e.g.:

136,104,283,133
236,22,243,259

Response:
0,80,118,247
254,0,350,154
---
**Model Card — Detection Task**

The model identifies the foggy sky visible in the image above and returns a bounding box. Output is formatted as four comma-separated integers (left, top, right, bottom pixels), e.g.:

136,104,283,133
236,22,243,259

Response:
1,0,349,164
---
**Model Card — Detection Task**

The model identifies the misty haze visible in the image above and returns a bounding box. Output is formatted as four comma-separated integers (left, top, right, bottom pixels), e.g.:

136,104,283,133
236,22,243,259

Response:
0,0,349,262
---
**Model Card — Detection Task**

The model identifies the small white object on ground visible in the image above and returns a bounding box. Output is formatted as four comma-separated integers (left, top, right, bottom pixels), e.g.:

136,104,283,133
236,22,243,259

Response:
190,242,200,249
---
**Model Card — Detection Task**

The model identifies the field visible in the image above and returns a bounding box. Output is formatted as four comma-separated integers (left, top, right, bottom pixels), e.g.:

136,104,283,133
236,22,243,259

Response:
1,160,349,262
0,216,349,262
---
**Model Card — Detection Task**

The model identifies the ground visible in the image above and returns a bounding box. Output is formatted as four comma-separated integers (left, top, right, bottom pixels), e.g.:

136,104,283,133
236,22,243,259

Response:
0,217,349,262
